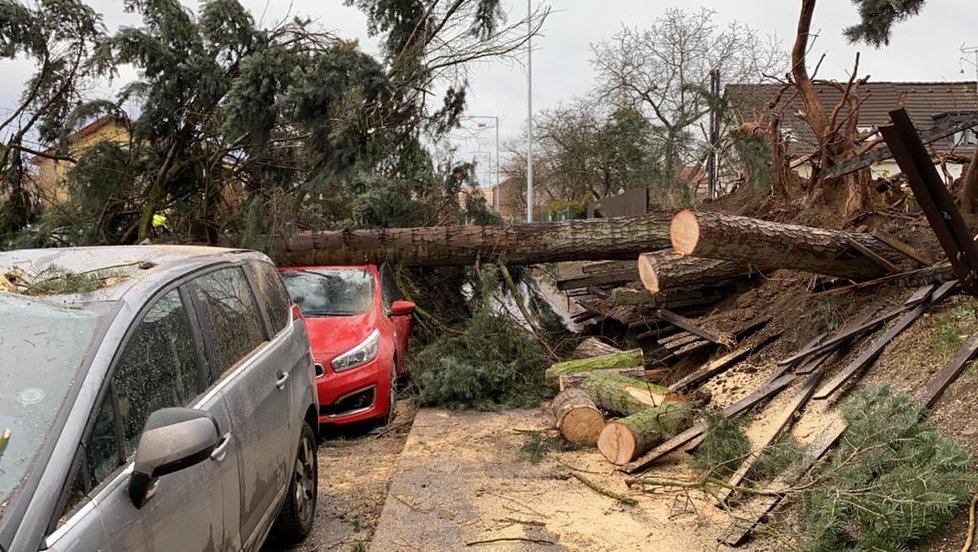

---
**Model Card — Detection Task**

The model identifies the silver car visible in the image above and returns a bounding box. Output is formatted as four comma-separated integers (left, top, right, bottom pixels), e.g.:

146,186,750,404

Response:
0,246,319,551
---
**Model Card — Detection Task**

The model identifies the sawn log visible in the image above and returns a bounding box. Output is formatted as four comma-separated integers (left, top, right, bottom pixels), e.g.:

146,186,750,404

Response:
637,250,749,295
552,388,605,445
545,349,644,386
598,402,693,465
670,210,910,281
581,373,684,417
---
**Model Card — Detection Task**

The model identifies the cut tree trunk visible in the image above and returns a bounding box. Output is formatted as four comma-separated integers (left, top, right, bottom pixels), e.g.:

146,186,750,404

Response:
572,337,623,359
558,368,648,391
581,373,684,416
637,251,750,295
598,402,693,465
552,388,605,445
545,349,644,386
670,210,909,280
279,214,672,267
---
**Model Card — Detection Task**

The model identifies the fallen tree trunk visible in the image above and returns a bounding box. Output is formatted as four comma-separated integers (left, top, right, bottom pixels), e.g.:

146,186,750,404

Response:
582,373,683,416
670,210,910,280
279,214,672,267
545,349,644,386
552,388,605,445
598,402,692,465
558,368,648,391
637,251,750,295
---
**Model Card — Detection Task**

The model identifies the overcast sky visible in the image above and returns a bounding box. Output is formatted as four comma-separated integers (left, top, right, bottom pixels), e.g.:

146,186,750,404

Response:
4,0,977,174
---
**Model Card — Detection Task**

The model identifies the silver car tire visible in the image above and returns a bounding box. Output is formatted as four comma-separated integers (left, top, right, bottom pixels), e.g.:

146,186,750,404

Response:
271,422,317,544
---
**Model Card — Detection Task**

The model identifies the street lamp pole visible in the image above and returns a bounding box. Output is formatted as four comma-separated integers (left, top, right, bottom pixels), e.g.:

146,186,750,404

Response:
526,0,534,223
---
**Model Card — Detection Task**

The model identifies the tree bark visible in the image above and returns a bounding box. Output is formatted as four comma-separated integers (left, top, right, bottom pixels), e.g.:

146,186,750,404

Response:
552,388,605,445
670,210,910,280
637,250,750,294
598,402,692,465
558,368,648,391
278,214,672,267
572,337,624,359
581,373,682,417
545,349,644,386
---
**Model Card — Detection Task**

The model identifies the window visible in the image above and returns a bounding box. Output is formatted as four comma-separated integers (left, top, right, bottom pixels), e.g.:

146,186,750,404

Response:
952,128,978,146
379,263,402,310
280,268,375,317
193,267,266,374
113,289,207,457
61,289,205,515
249,261,291,334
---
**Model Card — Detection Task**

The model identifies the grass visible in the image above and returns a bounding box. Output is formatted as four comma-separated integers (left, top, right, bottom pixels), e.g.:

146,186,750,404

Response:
818,296,842,331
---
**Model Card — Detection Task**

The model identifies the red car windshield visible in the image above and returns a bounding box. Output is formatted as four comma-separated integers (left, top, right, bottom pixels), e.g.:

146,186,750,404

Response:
280,269,374,317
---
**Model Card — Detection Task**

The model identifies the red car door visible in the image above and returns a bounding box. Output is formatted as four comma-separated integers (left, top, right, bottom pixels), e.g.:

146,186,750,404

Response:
377,264,413,376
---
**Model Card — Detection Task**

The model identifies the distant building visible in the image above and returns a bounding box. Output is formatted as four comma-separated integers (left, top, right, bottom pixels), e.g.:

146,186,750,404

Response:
725,81,978,181
31,116,130,204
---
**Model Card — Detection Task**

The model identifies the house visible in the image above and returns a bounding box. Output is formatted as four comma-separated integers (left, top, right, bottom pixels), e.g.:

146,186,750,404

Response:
725,81,978,181
31,116,131,204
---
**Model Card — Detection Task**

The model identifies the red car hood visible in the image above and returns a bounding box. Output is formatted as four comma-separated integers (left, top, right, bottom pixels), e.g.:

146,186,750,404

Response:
304,311,377,356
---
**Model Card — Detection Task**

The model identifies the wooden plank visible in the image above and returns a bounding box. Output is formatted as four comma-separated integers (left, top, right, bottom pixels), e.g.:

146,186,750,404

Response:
847,237,901,274
716,371,824,506
812,281,957,401
905,284,937,308
669,332,783,393
872,231,935,267
621,374,798,474
658,332,699,348
655,308,734,346
668,338,714,359
822,111,978,179
720,417,849,547
777,302,919,367
881,109,978,294
915,335,978,409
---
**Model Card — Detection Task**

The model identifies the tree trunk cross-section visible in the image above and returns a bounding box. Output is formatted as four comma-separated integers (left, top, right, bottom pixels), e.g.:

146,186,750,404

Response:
552,388,606,445
279,214,672,267
671,210,911,281
598,402,693,465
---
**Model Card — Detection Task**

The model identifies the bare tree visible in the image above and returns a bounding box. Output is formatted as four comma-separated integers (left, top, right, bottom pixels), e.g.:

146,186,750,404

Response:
590,7,783,198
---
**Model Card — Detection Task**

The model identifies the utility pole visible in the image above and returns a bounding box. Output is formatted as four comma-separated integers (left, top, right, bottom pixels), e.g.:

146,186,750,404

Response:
526,0,534,222
962,44,978,93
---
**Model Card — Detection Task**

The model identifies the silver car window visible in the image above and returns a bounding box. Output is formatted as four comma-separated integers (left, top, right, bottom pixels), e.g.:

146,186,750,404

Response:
192,267,265,374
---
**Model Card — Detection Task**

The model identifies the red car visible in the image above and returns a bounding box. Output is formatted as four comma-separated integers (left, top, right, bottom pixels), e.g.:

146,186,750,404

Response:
278,264,415,426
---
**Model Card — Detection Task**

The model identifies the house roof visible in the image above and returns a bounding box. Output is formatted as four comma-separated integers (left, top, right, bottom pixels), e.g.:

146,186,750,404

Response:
725,81,978,156
29,115,128,165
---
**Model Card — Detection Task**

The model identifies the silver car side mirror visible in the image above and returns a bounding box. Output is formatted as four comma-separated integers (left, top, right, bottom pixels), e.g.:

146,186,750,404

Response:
128,408,220,509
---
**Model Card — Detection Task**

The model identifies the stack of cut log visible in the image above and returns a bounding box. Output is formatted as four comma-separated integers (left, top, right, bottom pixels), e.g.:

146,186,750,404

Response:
549,339,693,465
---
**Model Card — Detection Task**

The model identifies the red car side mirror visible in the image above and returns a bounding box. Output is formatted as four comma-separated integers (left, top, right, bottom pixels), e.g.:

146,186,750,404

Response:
390,300,416,316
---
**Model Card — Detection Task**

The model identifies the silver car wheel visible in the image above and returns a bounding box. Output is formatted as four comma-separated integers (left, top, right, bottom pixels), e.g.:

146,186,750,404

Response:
293,434,315,524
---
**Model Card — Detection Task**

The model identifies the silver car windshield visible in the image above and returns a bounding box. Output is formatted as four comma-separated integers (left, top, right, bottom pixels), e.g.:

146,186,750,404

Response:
281,269,374,317
0,293,110,514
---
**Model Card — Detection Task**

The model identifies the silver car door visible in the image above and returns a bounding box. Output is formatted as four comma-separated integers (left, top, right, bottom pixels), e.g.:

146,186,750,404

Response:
190,266,292,549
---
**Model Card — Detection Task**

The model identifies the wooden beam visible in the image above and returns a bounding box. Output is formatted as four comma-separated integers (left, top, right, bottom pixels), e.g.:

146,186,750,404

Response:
655,308,734,346
669,332,783,393
813,280,958,400
822,111,978,179
720,417,849,547
871,232,936,267
620,374,798,474
881,108,978,295
915,334,978,409
846,237,901,275
776,305,914,368
715,371,824,506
